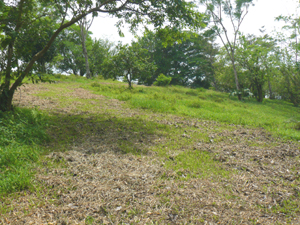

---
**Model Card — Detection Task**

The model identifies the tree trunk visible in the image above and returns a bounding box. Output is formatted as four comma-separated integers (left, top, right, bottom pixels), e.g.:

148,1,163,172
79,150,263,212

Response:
72,69,78,75
127,73,132,89
79,17,92,79
0,43,14,112
268,77,274,99
232,61,242,100
81,32,91,79
0,90,14,112
256,84,264,102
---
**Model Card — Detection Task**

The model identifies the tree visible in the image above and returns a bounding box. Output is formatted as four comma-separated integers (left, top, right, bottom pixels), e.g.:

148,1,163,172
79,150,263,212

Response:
0,0,204,112
89,38,114,77
235,34,275,102
274,15,300,106
78,16,94,78
135,29,218,87
14,15,59,74
200,0,254,100
104,43,156,88
55,24,91,76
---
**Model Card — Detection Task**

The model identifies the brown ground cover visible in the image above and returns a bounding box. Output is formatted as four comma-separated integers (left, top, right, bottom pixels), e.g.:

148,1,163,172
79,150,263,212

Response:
1,83,300,224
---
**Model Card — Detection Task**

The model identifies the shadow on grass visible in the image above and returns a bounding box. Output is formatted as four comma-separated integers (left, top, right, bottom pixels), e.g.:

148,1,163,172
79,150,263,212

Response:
46,111,168,156
45,111,231,180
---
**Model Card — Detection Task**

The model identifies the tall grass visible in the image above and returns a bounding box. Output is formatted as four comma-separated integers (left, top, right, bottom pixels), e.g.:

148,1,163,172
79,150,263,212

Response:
0,108,49,194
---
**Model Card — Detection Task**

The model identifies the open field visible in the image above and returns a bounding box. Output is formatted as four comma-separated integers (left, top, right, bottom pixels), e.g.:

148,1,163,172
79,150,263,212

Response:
1,77,300,224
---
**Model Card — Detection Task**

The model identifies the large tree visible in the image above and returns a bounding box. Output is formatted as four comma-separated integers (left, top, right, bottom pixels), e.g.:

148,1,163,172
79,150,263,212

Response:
0,0,204,112
135,29,218,87
103,43,156,88
200,0,254,100
55,24,91,76
275,15,300,106
235,34,275,102
77,16,94,78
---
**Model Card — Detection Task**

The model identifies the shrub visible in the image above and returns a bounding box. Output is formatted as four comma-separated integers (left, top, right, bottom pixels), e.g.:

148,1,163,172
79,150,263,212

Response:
197,87,207,92
188,101,201,108
153,74,172,86
91,82,101,87
118,93,132,101
186,90,198,96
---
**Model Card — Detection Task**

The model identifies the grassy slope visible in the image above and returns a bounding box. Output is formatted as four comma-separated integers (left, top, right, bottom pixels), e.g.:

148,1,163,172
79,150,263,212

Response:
1,75,300,223
71,76,300,140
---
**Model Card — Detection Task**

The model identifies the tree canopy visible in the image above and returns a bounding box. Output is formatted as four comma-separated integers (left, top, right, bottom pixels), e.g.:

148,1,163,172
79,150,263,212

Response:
0,0,205,111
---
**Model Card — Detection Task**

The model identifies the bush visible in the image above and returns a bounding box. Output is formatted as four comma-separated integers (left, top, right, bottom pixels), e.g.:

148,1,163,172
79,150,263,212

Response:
188,101,201,108
197,87,207,92
153,74,172,86
185,90,198,96
91,82,101,87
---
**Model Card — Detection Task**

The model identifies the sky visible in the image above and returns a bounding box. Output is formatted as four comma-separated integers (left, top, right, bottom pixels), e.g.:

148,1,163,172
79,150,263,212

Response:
89,0,300,45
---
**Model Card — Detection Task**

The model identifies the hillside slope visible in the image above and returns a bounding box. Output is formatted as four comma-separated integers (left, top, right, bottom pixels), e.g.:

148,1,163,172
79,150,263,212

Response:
1,78,300,224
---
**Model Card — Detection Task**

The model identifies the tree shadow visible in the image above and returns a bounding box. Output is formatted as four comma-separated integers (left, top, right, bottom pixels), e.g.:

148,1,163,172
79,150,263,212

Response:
45,111,168,156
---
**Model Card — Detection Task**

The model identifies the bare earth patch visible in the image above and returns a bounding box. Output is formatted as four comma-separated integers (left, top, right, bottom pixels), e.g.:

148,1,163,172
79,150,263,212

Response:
1,83,300,224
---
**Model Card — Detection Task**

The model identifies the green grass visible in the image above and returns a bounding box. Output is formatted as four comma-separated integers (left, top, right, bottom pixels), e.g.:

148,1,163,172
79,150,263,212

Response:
28,75,300,182
2,74,299,221
0,108,49,194
163,150,230,179
70,77,300,140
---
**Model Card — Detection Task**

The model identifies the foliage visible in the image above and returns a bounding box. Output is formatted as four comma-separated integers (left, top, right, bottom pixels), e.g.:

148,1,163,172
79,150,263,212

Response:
54,24,88,76
103,43,157,88
235,34,275,102
89,38,114,77
153,74,172,86
275,15,300,106
0,0,204,111
135,30,218,87
200,0,254,100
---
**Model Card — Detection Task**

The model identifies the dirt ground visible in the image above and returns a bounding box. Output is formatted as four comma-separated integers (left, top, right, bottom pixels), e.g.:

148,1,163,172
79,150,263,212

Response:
1,83,300,224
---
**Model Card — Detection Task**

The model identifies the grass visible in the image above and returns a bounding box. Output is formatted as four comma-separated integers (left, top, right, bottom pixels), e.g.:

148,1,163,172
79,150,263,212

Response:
2,74,300,222
15,73,300,141
16,75,300,183
0,108,49,194
70,77,300,140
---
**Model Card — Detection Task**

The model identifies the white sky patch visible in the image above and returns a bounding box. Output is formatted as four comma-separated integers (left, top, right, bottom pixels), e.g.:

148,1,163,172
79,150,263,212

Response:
89,0,300,44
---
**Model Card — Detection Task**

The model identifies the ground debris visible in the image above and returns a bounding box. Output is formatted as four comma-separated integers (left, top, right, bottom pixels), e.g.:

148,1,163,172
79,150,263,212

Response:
4,83,300,224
